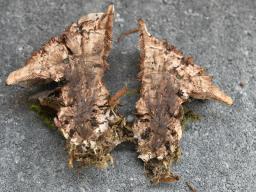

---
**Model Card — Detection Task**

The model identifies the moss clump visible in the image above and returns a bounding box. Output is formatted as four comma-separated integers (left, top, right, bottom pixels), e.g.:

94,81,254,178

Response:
30,104,56,129
181,108,201,130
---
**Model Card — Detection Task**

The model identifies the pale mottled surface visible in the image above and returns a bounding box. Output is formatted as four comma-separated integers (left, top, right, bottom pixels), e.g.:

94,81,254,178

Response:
0,0,255,191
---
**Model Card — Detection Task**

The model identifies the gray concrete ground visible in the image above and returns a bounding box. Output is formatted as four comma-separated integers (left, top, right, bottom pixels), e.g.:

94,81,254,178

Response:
0,0,256,191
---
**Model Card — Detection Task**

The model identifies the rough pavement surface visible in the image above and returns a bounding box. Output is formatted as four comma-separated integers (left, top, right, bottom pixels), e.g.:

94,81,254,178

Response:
0,0,255,191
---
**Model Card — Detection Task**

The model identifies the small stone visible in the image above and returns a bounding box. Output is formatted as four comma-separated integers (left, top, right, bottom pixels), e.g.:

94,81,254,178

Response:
126,115,134,123
239,81,245,88
17,46,23,52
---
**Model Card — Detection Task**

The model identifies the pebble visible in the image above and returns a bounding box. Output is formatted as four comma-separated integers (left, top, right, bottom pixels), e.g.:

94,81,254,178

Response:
126,115,135,123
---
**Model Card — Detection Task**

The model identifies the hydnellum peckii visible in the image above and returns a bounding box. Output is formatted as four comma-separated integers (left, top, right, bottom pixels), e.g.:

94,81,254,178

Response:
132,19,233,183
6,5,129,169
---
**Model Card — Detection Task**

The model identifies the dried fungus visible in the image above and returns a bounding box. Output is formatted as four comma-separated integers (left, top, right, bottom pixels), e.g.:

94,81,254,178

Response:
6,5,127,168
133,19,233,183
6,6,233,185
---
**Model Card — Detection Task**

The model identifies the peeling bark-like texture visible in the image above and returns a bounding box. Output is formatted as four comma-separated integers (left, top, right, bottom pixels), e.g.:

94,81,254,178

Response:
133,19,233,183
6,5,124,168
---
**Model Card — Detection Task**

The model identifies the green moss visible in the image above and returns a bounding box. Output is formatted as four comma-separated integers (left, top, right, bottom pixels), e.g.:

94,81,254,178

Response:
181,108,201,130
125,88,140,97
30,103,56,129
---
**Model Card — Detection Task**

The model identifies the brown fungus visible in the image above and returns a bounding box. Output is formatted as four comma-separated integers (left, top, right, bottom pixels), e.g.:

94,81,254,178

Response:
133,19,233,183
6,7,233,184
6,5,126,168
